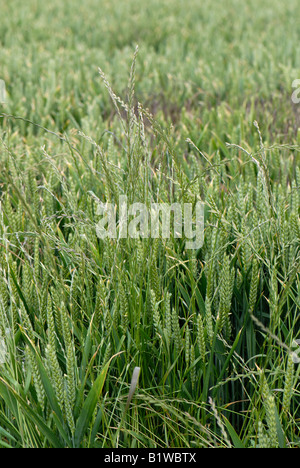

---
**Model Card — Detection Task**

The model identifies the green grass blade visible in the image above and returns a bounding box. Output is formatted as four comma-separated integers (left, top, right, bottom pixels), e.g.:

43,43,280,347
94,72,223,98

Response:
0,378,64,448
74,354,116,447
223,417,245,448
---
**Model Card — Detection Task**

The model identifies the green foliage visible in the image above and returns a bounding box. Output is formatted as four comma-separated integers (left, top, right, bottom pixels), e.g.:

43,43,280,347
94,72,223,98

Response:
0,0,299,449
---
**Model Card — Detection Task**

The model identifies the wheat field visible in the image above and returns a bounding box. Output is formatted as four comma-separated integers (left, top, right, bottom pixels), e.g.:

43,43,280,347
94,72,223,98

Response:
0,0,299,448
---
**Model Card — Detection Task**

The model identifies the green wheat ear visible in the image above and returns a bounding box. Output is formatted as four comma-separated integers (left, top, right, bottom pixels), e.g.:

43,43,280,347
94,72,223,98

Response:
249,258,259,314
19,303,34,342
150,288,161,338
65,342,76,410
190,343,196,388
185,325,190,368
282,354,295,414
46,293,56,349
164,290,172,342
119,276,129,332
23,262,35,312
264,394,279,448
217,253,233,336
257,421,272,448
260,372,279,448
45,342,64,413
25,345,45,409
64,383,75,436
93,278,106,329
60,300,72,349
172,308,182,353
205,297,214,346
196,313,206,363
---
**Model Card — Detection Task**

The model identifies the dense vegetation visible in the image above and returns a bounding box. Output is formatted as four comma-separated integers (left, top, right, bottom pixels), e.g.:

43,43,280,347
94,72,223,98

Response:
0,0,299,448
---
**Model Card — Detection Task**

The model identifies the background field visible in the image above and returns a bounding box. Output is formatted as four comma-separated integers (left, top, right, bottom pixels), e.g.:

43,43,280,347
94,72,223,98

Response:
0,0,299,448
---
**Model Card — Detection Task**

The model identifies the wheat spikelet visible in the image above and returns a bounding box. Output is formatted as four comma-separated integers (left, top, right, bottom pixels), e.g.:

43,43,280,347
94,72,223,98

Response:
260,371,278,448
291,181,298,213
230,197,240,231
150,289,161,336
257,421,271,448
19,303,34,342
102,341,112,367
70,270,80,323
136,238,145,280
241,218,251,272
46,343,64,413
43,174,54,217
256,169,269,218
188,249,197,278
27,169,40,218
251,210,260,254
16,203,24,232
209,397,231,447
206,193,220,220
66,342,76,410
205,297,214,346
282,354,294,414
172,308,182,353
103,239,114,274
165,239,175,280
295,166,300,188
22,263,33,312
253,121,276,219
249,258,259,314
119,277,129,332
25,345,45,409
84,265,93,309
7,259,20,330
246,183,254,214
127,45,139,139
34,237,40,282
217,254,233,334
0,271,9,321
51,287,63,337
137,101,147,151
46,293,56,349
4,196,16,232
60,301,72,349
104,300,113,334
290,213,300,252
260,369,270,397
269,268,279,332
64,383,75,436
264,394,278,448
190,343,196,388
196,313,206,363
164,291,172,342
40,283,48,325
205,261,214,303
0,297,8,336
150,258,160,302
94,278,106,329
98,67,128,138
185,325,190,368
282,220,290,270
238,182,246,218
225,268,235,338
